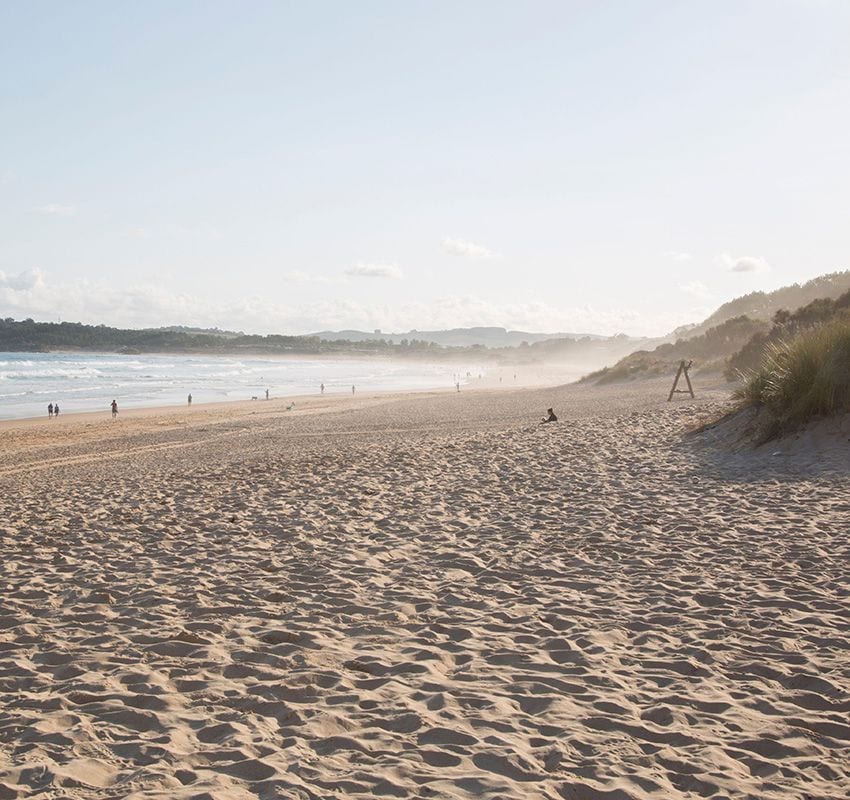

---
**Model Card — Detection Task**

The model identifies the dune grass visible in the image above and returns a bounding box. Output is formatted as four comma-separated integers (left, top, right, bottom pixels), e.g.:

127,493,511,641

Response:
733,320,850,440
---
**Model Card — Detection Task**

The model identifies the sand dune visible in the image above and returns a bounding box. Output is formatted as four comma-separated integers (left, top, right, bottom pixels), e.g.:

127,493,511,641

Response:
1,379,848,798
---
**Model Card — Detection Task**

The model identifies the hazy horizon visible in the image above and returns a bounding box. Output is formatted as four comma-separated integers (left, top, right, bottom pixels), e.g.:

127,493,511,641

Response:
2,1,849,337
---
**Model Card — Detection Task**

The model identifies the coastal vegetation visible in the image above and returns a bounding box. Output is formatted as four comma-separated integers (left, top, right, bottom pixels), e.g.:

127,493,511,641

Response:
676,270,850,339
725,288,850,378
582,315,768,384
584,272,850,385
0,318,453,357
731,321,850,440
0,316,643,367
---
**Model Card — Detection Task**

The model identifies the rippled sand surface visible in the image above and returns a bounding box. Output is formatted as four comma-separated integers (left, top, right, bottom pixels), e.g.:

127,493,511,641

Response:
1,380,848,799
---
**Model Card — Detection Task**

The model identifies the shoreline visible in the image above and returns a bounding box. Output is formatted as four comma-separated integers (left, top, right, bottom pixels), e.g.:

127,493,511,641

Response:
0,361,587,426
0,387,465,432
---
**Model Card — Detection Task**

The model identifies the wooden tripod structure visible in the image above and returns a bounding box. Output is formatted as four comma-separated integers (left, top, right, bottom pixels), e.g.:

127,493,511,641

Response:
667,359,695,401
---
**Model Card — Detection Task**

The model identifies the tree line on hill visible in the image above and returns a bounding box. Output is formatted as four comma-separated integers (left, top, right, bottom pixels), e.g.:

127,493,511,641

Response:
0,317,648,367
0,318,451,357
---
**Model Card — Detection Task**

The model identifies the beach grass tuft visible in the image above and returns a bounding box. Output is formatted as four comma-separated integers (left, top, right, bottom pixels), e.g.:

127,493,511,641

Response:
732,320,850,440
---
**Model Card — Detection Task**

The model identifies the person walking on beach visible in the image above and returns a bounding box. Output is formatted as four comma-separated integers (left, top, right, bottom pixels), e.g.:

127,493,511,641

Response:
111,399,118,420
320,382,324,395
53,402,60,417
265,388,269,400
352,385,355,395
188,393,192,406
48,402,53,419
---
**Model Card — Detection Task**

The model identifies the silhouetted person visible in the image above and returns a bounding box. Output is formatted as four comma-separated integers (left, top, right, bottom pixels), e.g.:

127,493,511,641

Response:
53,402,60,417
265,388,269,400
541,407,558,423
111,399,118,419
320,383,325,394
188,393,192,406
352,385,355,395
48,402,53,419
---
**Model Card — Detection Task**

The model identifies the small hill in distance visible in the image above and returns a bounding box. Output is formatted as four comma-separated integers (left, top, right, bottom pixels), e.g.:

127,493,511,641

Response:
156,325,244,338
310,326,611,348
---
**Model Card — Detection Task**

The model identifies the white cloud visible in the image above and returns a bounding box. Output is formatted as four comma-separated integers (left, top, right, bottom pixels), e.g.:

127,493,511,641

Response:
344,262,402,279
679,280,712,300
716,253,770,273
0,272,699,338
283,270,336,285
38,203,76,217
441,237,498,259
664,250,693,263
167,223,222,241
0,268,45,291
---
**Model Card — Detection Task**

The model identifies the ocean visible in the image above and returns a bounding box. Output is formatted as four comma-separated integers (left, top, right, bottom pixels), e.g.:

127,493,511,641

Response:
0,352,481,421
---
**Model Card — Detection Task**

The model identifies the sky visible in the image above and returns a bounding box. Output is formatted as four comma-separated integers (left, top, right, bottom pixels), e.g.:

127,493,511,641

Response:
1,0,849,337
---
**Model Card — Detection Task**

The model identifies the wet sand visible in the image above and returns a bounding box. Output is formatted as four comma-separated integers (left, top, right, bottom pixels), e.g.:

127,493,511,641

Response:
1,378,848,799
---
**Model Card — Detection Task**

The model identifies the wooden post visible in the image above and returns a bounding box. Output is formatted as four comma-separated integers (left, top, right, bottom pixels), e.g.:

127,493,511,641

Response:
683,359,694,398
667,360,695,401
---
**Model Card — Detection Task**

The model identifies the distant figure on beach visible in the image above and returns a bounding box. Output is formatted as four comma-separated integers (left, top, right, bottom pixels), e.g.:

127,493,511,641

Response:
111,399,118,419
320,383,324,394
456,382,460,392
541,407,558,423
352,385,355,395
53,402,60,417
48,402,53,419
188,393,192,406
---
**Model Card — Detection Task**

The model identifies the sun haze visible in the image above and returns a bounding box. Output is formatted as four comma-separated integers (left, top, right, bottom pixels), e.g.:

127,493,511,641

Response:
1,1,848,335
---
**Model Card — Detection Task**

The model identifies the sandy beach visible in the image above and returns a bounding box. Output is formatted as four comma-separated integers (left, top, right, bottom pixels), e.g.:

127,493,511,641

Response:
1,378,848,799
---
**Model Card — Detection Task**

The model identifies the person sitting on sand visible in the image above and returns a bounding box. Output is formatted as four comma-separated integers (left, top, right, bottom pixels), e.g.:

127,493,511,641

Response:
541,407,558,423
111,399,118,419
